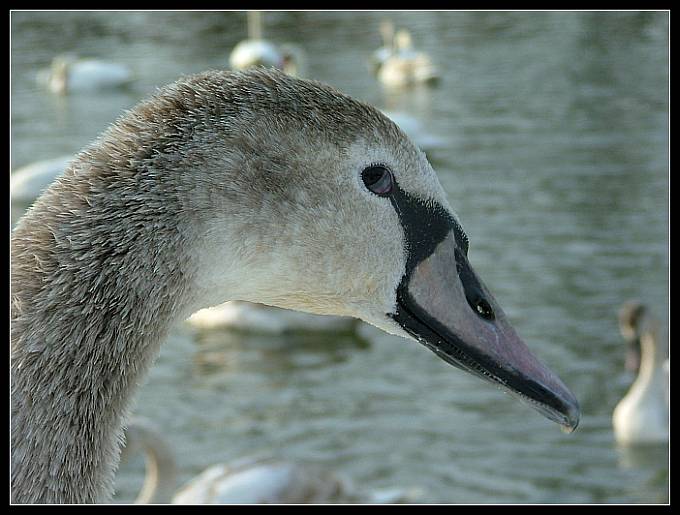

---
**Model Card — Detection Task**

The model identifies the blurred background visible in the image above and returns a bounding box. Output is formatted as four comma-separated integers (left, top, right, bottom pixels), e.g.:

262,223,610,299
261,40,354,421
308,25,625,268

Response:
10,10,668,504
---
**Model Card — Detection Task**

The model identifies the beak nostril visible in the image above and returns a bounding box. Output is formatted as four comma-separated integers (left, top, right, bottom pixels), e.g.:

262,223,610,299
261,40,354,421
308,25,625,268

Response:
474,298,495,321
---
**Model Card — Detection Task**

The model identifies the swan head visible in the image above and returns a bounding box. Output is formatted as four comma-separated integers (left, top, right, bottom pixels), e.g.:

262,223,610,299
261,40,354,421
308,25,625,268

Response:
618,300,646,373
95,68,579,430
394,30,414,52
279,44,306,78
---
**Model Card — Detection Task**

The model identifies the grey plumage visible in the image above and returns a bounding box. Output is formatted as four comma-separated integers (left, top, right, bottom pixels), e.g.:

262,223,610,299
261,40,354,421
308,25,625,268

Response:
11,68,442,503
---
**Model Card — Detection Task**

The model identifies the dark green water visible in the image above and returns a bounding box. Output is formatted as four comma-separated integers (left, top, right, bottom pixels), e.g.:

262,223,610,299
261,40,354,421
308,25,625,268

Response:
11,10,669,504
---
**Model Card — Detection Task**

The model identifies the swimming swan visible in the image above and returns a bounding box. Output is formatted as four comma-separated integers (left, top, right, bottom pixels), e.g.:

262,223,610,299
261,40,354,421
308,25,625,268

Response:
10,68,579,503
172,461,361,504
613,303,669,445
37,54,133,95
229,11,304,77
120,418,418,504
173,460,418,504
377,30,440,88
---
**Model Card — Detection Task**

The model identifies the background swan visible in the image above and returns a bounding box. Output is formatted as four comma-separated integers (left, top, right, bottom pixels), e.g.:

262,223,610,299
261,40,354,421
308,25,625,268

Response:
173,460,419,504
10,68,578,503
36,54,133,95
10,155,73,204
377,30,440,88
229,11,305,77
173,461,362,504
119,418,419,504
612,302,668,445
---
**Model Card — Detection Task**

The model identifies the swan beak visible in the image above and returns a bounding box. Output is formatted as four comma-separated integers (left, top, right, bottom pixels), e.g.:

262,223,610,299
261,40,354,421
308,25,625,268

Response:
390,231,580,432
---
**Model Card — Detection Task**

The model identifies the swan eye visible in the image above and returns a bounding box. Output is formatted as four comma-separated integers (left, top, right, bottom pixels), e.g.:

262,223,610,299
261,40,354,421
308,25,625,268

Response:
361,165,394,197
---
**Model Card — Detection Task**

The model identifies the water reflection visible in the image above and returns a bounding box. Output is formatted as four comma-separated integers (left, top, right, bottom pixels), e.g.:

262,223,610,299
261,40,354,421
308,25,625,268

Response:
190,326,371,378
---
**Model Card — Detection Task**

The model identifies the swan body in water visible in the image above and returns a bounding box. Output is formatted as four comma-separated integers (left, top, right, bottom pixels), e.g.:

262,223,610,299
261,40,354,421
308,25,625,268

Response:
120,418,419,504
173,460,418,504
613,302,669,445
229,11,305,77
10,68,579,503
10,155,74,204
37,54,133,95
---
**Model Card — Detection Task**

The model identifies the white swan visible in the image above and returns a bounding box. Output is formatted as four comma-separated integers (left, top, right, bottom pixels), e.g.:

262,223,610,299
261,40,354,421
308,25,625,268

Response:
10,155,73,204
10,68,579,503
229,11,305,77
173,460,419,504
377,30,440,88
187,300,361,333
36,54,133,95
613,302,669,445
119,418,419,504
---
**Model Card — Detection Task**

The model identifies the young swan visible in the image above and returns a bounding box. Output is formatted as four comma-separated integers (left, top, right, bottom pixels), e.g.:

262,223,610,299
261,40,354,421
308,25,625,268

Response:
10,68,579,504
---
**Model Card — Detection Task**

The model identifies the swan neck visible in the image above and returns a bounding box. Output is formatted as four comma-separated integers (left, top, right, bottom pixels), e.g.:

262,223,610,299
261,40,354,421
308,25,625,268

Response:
633,332,666,391
123,422,177,504
247,11,263,40
11,183,193,503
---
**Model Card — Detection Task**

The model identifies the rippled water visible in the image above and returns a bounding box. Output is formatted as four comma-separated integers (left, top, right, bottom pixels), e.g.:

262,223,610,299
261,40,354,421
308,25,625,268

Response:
10,11,669,504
